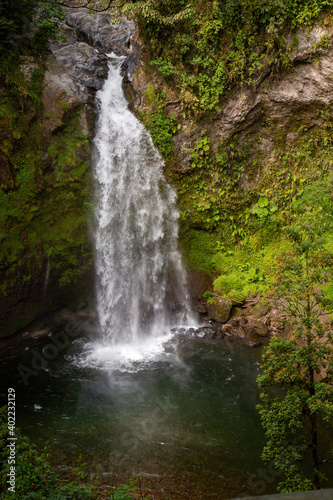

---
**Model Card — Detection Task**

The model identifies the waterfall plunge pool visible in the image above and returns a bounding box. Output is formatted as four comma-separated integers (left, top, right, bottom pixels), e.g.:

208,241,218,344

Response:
0,322,274,499
0,56,276,499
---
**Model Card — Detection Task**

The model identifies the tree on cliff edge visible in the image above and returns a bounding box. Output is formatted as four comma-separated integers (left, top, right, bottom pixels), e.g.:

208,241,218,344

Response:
0,0,64,51
257,210,333,493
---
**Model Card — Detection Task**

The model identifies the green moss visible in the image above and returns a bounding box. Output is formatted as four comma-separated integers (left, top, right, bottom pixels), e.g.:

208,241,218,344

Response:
0,78,92,297
173,102,333,298
138,85,179,158
179,228,219,274
212,235,293,300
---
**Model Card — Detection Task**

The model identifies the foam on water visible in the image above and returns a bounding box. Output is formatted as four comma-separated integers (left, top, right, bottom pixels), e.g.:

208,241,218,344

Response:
73,330,176,372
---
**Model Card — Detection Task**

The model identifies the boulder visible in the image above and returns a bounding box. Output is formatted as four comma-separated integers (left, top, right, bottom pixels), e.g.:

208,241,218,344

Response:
243,317,268,337
207,298,232,323
250,302,271,319
230,306,247,319
66,12,135,55
42,56,83,133
198,326,223,339
49,42,109,91
222,323,246,339
267,309,287,333
192,300,207,314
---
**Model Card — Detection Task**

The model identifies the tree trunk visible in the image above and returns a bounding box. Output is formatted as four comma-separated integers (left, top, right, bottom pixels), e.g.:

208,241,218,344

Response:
309,366,320,489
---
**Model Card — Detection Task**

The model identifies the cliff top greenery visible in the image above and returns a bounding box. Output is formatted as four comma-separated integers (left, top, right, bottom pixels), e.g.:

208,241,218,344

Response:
116,0,333,111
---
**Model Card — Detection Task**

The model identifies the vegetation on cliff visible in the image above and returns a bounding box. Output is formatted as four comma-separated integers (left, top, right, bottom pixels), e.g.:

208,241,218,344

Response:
121,0,333,111
0,0,64,52
120,0,333,307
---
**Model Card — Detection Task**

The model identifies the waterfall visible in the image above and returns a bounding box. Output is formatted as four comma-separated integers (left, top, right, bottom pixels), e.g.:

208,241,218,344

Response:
93,55,192,347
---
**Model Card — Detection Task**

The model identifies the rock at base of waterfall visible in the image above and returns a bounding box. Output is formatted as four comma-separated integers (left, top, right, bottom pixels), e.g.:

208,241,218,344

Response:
206,298,232,324
222,323,246,339
250,302,271,319
243,318,268,337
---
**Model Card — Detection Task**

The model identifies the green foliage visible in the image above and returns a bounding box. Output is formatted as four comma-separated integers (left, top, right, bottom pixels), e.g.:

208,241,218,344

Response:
257,212,333,492
292,174,333,215
120,0,193,27
248,197,278,220
0,0,36,50
150,57,175,76
122,0,333,111
190,136,211,169
0,82,91,294
142,109,177,157
109,479,140,499
214,264,267,302
31,1,65,52
176,134,254,236
0,0,64,52
29,68,45,106
139,84,179,157
211,236,285,301
179,228,219,273
175,102,333,281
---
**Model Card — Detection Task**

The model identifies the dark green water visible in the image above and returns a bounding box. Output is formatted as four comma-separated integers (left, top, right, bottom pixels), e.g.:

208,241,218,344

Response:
0,324,275,499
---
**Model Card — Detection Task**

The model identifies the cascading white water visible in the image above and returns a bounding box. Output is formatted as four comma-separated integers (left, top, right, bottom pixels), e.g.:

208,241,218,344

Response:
93,55,192,348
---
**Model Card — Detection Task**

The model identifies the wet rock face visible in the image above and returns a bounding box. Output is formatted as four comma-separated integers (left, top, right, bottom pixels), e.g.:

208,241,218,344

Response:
42,56,83,133
38,9,142,136
216,23,333,142
199,298,287,346
221,316,269,347
133,21,333,175
65,11,135,55
49,43,109,92
42,10,137,132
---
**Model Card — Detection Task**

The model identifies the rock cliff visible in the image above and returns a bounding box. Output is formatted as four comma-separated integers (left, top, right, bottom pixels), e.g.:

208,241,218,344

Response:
134,22,333,173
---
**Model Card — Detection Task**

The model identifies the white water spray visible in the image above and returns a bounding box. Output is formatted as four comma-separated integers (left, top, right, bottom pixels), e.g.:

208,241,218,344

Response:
93,56,192,350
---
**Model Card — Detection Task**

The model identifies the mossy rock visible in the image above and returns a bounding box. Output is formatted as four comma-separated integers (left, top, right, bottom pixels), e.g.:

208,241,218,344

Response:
230,306,247,319
207,297,232,323
250,302,271,319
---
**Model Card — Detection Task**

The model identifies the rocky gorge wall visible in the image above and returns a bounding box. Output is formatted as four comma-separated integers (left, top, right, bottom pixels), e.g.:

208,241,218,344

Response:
0,9,138,337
